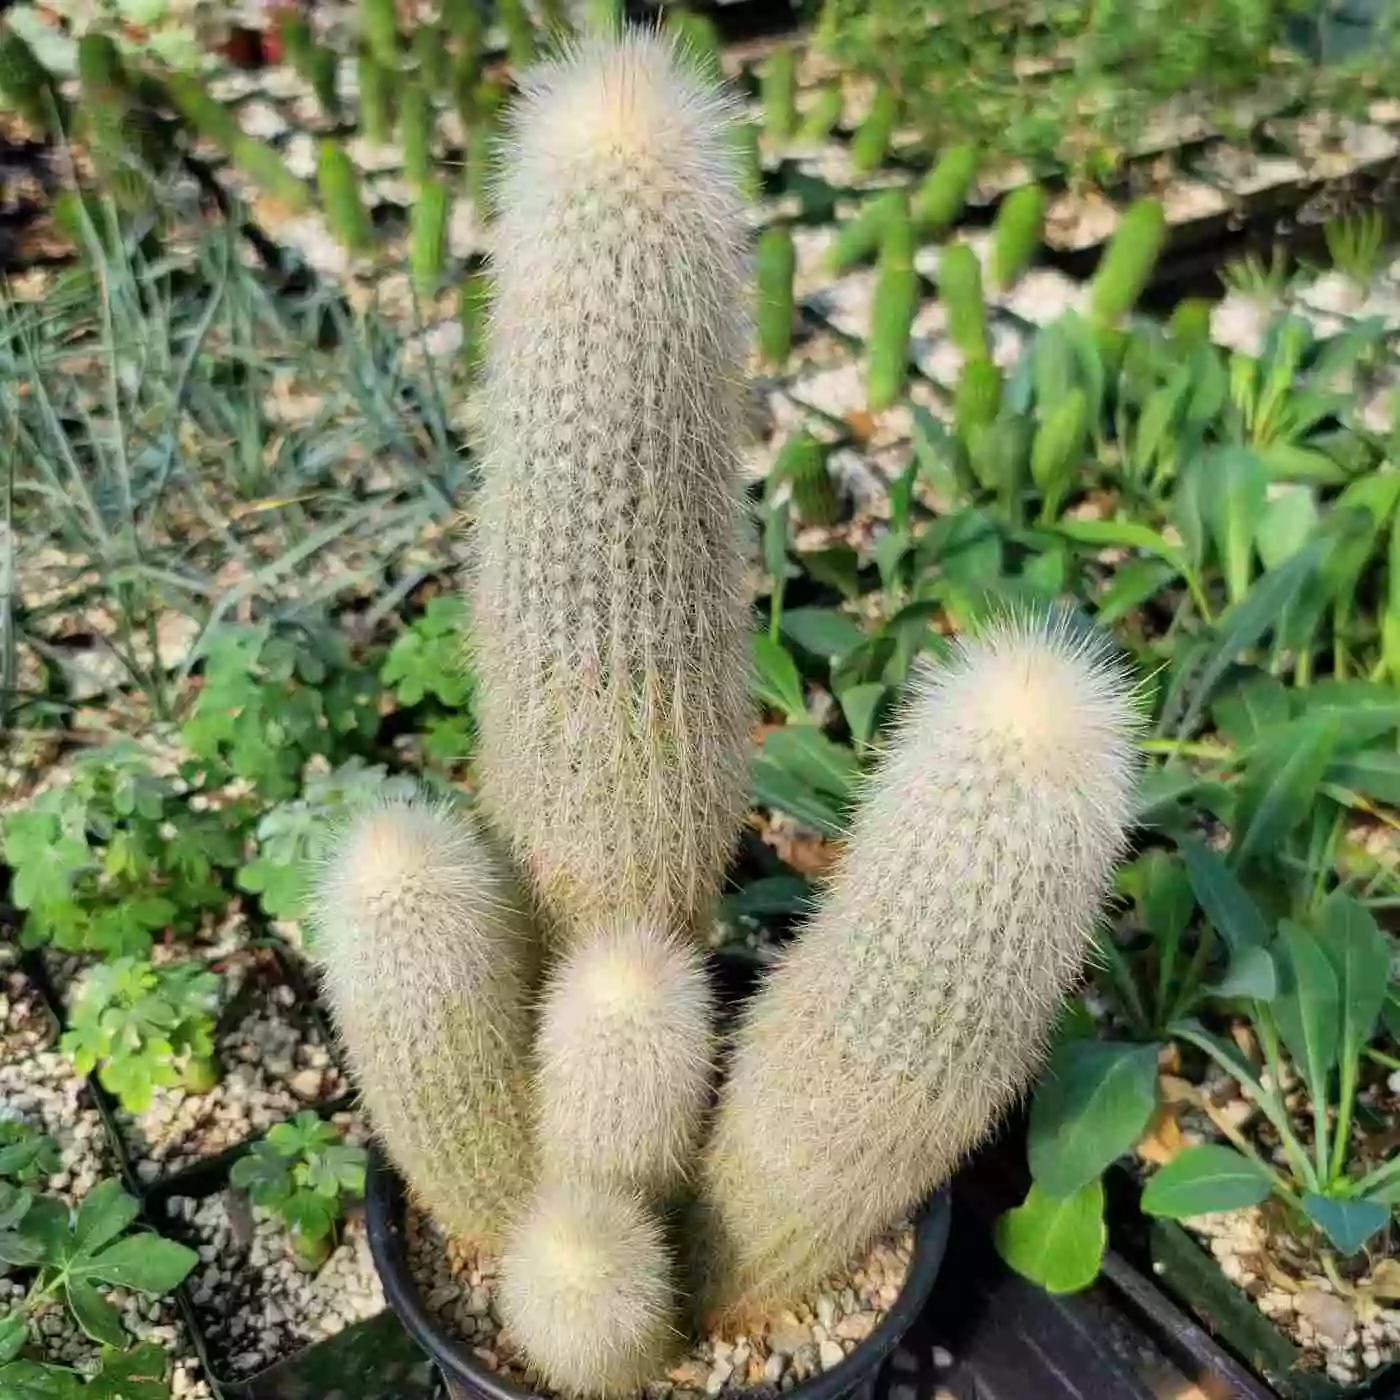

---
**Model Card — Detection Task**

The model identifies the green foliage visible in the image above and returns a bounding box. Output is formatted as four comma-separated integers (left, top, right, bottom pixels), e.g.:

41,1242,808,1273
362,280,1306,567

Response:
230,1113,367,1270
380,595,472,708
0,1124,62,1186
0,1176,195,1395
180,623,379,801
0,22,64,131
797,83,842,144
237,759,424,923
772,431,842,529
61,957,221,1113
2,741,244,955
826,188,904,273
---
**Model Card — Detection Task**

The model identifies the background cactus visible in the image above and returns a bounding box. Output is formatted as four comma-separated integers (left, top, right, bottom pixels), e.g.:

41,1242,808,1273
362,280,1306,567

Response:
989,183,1046,290
850,82,897,174
826,187,903,272
535,922,714,1198
361,0,400,69
466,31,754,946
761,46,796,141
774,430,841,527
755,223,796,367
695,614,1140,1323
410,178,448,291
867,200,918,410
318,139,373,254
1089,198,1167,326
401,81,434,186
797,82,842,144
911,142,978,238
499,1181,677,1398
358,49,395,143
939,242,990,361
310,799,537,1248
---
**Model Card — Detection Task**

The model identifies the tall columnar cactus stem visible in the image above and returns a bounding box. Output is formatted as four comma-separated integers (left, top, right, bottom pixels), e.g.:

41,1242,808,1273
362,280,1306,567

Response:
467,31,754,945
310,799,537,1248
535,922,714,1198
361,0,400,69
401,81,434,185
695,614,1141,1323
938,242,989,362
410,178,448,291
849,82,896,174
761,46,796,141
499,1181,678,1398
319,139,373,254
359,49,395,142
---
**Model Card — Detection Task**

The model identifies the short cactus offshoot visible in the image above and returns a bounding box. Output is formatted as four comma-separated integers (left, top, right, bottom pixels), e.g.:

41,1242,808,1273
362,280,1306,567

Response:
695,614,1141,1324
466,30,754,947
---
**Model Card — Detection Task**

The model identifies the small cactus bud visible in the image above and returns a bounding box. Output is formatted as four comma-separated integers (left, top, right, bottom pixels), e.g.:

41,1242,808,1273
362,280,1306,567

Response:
989,183,1046,291
938,242,989,361
499,1180,677,1398
755,223,796,367
867,201,918,411
775,430,841,527
911,142,977,238
667,10,722,85
1089,198,1166,326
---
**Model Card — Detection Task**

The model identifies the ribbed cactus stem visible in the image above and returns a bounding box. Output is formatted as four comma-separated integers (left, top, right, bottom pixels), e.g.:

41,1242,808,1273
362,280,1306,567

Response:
535,921,714,1198
826,187,903,273
361,0,400,69
499,1180,677,1398
755,223,796,367
414,21,451,93
310,799,537,1248
410,178,448,291
358,49,395,142
1089,198,1166,326
866,200,917,411
774,430,841,527
319,139,373,254
501,0,537,68
696,613,1141,1323
467,31,754,945
401,80,434,185
308,46,341,117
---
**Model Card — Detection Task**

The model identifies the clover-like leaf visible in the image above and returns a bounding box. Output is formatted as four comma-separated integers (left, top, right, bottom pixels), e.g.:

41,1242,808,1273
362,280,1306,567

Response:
79,1235,198,1295
65,1277,129,1350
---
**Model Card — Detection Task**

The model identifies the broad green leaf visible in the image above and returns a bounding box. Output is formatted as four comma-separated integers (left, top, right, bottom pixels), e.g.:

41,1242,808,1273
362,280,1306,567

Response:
0,1229,41,1267
1201,446,1267,605
993,1180,1106,1294
72,1179,140,1258
780,608,867,664
1317,895,1394,1068
1327,750,1400,806
66,1277,128,1349
1137,852,1194,944
837,682,887,750
1027,1041,1162,1197
749,756,845,836
1231,715,1340,868
87,1343,169,1400
1139,1144,1275,1218
1179,837,1270,952
1273,921,1341,1106
1095,558,1178,626
761,728,859,803
1208,944,1277,1002
798,546,863,600
0,1360,86,1400
749,633,808,722
80,1235,198,1295
1210,673,1290,747
0,1313,26,1364
1136,768,1216,827
1300,1194,1390,1257
1255,484,1319,570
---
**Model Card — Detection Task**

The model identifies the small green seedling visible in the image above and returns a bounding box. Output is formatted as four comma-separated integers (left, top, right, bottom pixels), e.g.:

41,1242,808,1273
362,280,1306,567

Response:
62,958,221,1114
230,1113,368,1270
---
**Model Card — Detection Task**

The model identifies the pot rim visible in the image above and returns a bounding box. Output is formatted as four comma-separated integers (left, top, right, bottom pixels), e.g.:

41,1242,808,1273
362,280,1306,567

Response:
365,1152,952,1400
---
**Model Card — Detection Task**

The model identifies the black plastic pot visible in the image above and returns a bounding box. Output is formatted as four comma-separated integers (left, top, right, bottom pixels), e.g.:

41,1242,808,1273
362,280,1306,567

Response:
367,1158,952,1400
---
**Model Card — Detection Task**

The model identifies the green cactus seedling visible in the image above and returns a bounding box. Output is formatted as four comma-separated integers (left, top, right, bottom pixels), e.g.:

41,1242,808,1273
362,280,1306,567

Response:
696,613,1141,1322
414,21,452,93
319,139,373,254
467,31,753,945
411,178,449,291
400,81,434,185
761,47,796,142
954,355,1002,444
585,0,624,35
358,50,395,143
867,202,919,411
797,82,842,144
756,224,796,367
850,82,897,175
232,135,312,212
1089,198,1166,326
774,430,841,527
1030,386,1089,522
277,11,314,73
911,142,977,238
939,242,989,362
732,118,762,203
361,0,400,69
989,183,1046,291
826,188,904,273
307,46,341,118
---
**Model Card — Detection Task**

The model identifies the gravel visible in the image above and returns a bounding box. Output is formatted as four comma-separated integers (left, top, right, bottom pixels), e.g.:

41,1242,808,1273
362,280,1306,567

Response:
0,948,55,1062
117,949,345,1182
169,1115,383,1381
407,1207,915,1399
1180,1204,1399,1383
0,1049,116,1206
